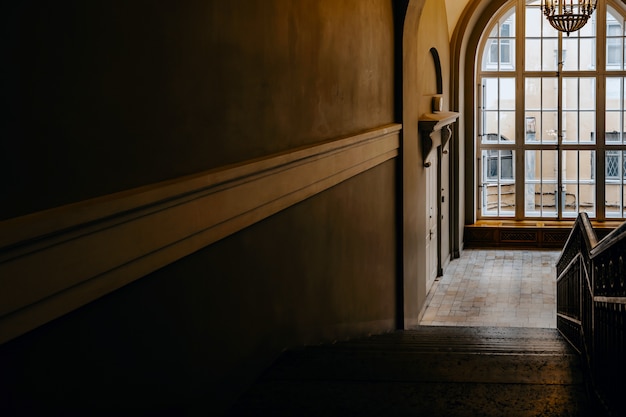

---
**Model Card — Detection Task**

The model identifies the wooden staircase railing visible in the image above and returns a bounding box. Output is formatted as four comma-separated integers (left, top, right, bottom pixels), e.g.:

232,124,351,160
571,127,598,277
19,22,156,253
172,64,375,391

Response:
557,212,626,416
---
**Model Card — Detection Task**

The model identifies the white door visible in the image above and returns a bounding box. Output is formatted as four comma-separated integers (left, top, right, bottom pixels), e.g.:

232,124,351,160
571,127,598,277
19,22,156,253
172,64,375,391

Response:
440,147,450,270
425,154,438,291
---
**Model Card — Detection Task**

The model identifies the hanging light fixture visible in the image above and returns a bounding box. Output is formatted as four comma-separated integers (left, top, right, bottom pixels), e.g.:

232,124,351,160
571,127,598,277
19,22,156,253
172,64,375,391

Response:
543,0,598,36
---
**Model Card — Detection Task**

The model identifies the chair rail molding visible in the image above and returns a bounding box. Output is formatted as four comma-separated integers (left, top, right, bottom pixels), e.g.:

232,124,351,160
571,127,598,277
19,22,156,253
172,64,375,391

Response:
0,123,401,345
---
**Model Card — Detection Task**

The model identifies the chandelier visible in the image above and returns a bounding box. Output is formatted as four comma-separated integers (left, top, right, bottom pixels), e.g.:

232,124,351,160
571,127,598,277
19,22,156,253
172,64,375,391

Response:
543,0,598,36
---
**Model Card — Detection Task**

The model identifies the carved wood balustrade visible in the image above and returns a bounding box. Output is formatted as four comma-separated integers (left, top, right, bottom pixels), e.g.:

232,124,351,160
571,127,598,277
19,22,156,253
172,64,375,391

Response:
557,213,626,416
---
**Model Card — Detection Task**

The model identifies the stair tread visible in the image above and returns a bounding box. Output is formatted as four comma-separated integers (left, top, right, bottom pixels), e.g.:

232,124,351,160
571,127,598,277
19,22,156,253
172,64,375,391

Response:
309,326,575,354
229,326,594,417
229,379,593,417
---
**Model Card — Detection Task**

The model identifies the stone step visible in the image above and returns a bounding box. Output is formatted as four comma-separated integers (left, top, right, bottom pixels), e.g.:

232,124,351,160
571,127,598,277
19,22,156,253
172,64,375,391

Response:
333,326,574,354
228,326,595,417
231,380,591,417
265,350,582,385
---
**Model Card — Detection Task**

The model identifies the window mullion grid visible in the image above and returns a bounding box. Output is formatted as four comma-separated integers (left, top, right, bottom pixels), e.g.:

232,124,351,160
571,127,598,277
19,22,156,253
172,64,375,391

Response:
476,0,626,221
605,75,626,217
597,1,608,220
497,78,503,216
557,32,564,219
515,0,525,219
596,73,607,220
616,76,626,217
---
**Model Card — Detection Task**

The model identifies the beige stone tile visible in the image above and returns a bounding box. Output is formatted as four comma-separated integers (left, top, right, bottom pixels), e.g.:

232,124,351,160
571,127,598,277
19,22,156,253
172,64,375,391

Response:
420,249,560,329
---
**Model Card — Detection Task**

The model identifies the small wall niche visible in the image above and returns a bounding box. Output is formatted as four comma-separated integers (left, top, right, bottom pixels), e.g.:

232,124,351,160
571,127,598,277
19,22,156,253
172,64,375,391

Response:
418,47,459,166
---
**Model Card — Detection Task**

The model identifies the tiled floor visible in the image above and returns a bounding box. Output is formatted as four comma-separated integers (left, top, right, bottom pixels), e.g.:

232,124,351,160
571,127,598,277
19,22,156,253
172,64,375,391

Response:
420,249,561,328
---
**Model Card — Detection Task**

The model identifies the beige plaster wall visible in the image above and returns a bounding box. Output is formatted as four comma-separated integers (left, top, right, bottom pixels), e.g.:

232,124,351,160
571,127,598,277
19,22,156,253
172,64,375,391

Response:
0,1,403,415
418,0,451,115
416,0,452,300
0,161,398,415
2,0,395,221
399,0,454,327
445,0,472,39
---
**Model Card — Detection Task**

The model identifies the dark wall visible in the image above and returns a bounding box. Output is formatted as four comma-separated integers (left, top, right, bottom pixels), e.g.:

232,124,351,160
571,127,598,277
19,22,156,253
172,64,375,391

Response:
1,0,399,415
0,161,398,416
1,0,395,220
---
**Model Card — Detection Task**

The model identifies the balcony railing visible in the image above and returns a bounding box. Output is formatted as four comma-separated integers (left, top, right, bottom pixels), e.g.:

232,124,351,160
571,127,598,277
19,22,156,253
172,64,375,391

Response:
557,212,626,416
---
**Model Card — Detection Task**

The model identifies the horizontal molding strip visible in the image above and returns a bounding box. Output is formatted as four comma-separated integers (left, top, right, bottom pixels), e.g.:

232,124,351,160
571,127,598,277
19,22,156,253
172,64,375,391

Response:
0,123,402,345
594,296,626,305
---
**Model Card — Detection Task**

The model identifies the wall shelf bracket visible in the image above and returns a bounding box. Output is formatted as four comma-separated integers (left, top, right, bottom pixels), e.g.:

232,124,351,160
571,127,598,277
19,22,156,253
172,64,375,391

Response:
418,111,459,167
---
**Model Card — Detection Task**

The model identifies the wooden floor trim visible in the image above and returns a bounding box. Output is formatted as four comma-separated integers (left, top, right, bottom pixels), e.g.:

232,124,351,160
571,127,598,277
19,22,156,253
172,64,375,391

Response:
465,220,622,249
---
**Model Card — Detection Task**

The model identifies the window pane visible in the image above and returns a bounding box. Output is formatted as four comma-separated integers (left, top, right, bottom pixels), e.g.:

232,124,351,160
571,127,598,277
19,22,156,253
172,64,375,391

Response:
562,78,596,144
606,151,620,178
483,78,498,110
543,112,559,143
578,184,596,215
563,38,580,71
525,150,558,217
525,3,557,72
565,76,595,111
542,78,558,110
562,150,577,216
499,183,516,215
525,78,541,109
525,5,541,38
482,184,499,216
525,114,538,142
620,185,626,217
579,111,595,144
490,41,499,63
579,78,596,110
482,150,514,181
607,37,622,68
483,39,496,69
577,11,596,38
607,7,625,71
501,25,515,71
525,39,541,71
563,78,579,110
525,78,558,144
481,11,516,71
563,38,595,71
606,180,623,217
481,78,515,144
542,38,559,71
606,113,623,141
560,12,595,72
606,129,624,143
606,77,622,110
483,112,498,140
562,150,596,217
481,150,515,217
500,78,515,110
501,40,511,63
500,111,515,142
606,77,625,144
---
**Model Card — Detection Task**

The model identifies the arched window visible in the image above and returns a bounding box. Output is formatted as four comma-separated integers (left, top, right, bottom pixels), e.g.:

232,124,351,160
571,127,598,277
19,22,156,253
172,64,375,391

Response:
477,0,626,220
